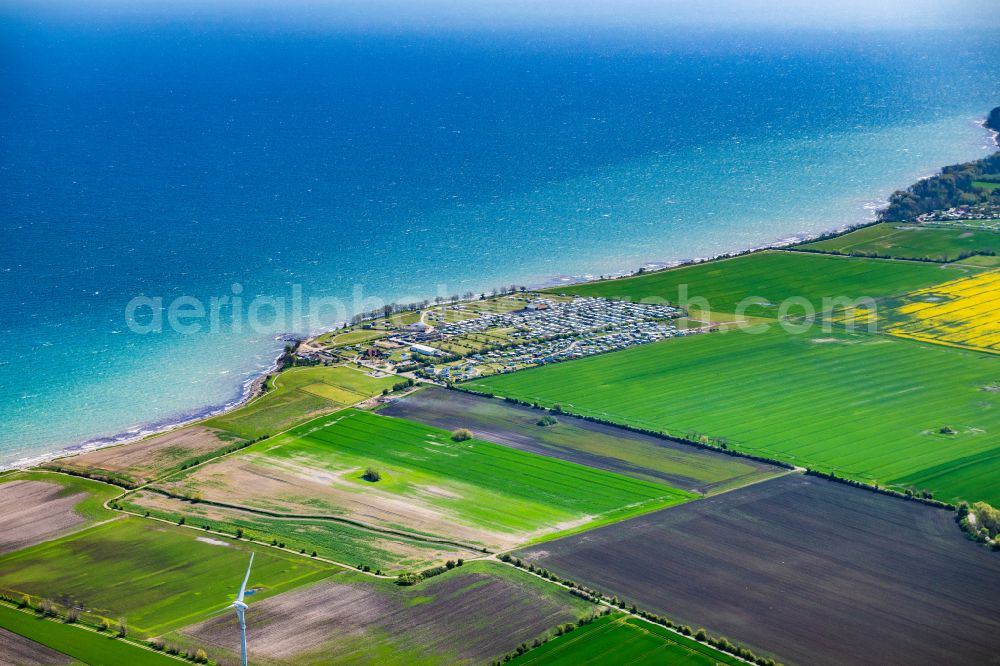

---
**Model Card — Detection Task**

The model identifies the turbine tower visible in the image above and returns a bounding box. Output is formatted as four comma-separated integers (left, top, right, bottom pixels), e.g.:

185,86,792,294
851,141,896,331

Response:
230,552,254,666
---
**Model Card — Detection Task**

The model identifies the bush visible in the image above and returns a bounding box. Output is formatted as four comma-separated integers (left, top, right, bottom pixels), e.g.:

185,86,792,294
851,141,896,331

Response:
395,573,423,586
117,618,128,638
972,501,1000,538
536,415,559,427
451,428,473,441
362,467,382,482
194,648,209,663
99,618,113,632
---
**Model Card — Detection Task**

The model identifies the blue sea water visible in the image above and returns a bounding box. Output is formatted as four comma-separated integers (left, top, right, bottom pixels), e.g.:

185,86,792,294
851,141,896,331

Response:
1,8,998,466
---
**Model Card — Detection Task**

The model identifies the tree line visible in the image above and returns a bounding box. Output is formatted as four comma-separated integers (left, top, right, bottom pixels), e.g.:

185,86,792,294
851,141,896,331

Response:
879,151,1000,221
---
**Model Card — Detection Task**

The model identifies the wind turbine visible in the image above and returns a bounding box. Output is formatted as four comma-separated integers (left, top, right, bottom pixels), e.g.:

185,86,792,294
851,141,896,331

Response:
230,552,254,666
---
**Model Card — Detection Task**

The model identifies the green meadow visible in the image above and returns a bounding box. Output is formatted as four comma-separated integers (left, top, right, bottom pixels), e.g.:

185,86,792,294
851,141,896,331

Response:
468,327,1000,505
256,409,694,541
382,387,783,495
0,603,179,666
0,518,335,637
508,614,742,666
796,222,999,261
204,365,397,439
547,250,968,317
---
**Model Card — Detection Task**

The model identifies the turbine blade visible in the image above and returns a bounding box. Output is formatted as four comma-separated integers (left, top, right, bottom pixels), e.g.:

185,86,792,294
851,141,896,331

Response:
237,552,254,603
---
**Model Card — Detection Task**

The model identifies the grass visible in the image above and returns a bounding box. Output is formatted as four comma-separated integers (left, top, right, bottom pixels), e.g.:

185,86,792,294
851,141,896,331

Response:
508,614,742,665
122,491,481,573
270,410,693,540
795,222,999,262
381,387,783,496
0,603,180,666
956,254,1000,267
468,326,1000,505
330,328,389,346
0,518,336,637
167,409,694,551
974,180,1000,191
203,365,397,439
545,250,969,318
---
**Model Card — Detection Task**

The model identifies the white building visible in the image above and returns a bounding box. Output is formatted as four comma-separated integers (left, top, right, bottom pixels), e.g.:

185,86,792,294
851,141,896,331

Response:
410,343,444,357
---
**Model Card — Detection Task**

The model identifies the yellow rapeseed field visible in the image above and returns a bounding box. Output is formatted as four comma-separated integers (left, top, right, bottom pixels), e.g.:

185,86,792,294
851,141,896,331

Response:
884,269,1000,352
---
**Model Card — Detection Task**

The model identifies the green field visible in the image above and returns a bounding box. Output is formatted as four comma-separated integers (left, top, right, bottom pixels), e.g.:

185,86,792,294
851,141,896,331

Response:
382,387,783,495
0,603,180,666
795,222,999,261
0,518,336,637
204,365,397,439
509,614,742,666
546,250,970,318
468,327,1000,505
957,254,1000,267
267,410,692,540
167,409,694,551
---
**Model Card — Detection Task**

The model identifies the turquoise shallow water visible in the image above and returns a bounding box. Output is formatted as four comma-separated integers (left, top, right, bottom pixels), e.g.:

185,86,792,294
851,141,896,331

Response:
0,12,998,466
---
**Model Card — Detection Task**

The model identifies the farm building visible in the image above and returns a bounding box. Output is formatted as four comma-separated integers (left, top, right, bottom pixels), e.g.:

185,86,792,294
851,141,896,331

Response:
411,343,445,357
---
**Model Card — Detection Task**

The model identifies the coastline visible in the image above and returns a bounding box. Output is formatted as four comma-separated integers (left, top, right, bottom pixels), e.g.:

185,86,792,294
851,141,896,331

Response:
7,348,282,471
6,118,997,473
0,213,889,473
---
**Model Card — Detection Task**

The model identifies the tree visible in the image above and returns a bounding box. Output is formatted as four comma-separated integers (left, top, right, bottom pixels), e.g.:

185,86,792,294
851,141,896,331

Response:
117,618,128,638
451,428,473,442
362,467,381,482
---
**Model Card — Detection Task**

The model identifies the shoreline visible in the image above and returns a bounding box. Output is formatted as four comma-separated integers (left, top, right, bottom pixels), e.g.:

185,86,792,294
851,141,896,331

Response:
6,348,284,471
6,119,997,473
0,215,886,473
